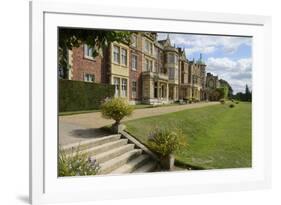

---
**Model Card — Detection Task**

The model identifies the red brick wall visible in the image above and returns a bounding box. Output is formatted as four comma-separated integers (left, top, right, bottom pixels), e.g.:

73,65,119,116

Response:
71,45,108,84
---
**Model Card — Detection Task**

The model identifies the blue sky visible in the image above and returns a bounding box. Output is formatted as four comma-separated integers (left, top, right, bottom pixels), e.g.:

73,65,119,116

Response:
157,33,252,94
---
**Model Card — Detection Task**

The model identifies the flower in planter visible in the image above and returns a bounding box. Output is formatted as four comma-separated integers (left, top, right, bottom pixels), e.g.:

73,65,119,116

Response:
147,128,187,170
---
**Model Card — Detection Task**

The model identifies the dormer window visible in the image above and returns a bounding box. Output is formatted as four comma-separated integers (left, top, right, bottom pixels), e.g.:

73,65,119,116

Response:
144,40,153,55
131,35,137,47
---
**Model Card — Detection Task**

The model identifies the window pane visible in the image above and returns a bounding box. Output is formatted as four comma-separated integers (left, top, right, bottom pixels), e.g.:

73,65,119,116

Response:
113,46,120,63
121,48,127,65
132,55,137,70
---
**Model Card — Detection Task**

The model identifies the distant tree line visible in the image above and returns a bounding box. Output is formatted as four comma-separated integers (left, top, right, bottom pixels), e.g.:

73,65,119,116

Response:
233,84,252,102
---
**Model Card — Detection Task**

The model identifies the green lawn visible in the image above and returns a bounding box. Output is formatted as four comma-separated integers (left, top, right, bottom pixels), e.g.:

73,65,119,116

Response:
125,102,252,169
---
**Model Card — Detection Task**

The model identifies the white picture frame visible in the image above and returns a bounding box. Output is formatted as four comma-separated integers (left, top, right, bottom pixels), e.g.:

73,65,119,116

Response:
30,1,272,204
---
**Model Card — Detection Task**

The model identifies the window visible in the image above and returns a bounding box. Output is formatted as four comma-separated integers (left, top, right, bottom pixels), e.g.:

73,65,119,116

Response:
131,55,137,71
175,55,178,65
84,73,95,82
131,35,137,47
144,40,153,55
113,46,120,64
114,77,120,97
145,58,153,72
168,68,175,80
121,48,127,65
167,53,179,65
175,68,178,80
154,82,158,98
121,79,127,97
84,44,94,59
168,53,175,64
132,81,137,98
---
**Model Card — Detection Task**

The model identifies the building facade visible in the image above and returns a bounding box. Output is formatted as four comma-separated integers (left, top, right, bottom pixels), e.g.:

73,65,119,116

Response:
63,32,223,104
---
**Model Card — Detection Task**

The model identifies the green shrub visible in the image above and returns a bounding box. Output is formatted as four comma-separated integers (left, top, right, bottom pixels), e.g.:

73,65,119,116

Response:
59,79,115,112
229,104,235,108
147,128,186,158
58,146,100,176
101,97,133,124
220,98,225,104
235,101,239,104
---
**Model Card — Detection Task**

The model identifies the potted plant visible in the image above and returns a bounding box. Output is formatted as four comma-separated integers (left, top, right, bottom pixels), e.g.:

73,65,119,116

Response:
101,97,134,133
147,128,186,170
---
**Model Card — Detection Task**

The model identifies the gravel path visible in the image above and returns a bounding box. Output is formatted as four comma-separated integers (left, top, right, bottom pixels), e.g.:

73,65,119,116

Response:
59,102,219,145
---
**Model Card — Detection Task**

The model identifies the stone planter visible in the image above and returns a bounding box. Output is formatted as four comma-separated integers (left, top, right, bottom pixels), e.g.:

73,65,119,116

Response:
160,154,175,170
112,123,126,134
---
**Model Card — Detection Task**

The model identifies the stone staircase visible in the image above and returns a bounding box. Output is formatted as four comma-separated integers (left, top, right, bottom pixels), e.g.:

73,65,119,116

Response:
61,133,159,175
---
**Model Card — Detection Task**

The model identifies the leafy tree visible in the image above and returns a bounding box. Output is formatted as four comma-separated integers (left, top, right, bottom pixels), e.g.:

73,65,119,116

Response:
58,28,132,79
219,79,233,98
215,86,228,100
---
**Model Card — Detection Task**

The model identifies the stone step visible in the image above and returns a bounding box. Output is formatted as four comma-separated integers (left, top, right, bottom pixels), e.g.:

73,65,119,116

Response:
133,161,158,173
61,134,121,154
83,139,128,156
110,154,150,174
99,149,142,175
94,144,135,164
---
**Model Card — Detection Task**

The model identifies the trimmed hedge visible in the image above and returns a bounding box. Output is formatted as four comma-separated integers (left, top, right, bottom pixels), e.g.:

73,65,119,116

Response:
59,79,115,112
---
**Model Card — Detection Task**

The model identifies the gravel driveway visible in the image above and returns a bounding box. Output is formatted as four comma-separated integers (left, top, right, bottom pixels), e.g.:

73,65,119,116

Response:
59,102,219,145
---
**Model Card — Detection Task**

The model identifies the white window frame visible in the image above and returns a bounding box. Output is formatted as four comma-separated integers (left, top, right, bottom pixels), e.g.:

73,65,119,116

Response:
113,45,120,64
131,54,137,71
132,80,137,98
113,77,120,97
121,78,127,97
83,73,95,82
121,48,127,65
84,44,94,60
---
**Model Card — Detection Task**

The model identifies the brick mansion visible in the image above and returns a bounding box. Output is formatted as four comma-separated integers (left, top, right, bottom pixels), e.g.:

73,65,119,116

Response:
59,32,224,104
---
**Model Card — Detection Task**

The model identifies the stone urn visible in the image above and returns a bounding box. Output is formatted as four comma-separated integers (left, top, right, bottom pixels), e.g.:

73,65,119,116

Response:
112,123,126,134
160,154,175,170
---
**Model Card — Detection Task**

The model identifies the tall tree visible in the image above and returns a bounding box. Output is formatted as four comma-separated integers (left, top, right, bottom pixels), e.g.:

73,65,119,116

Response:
245,84,252,101
58,28,132,79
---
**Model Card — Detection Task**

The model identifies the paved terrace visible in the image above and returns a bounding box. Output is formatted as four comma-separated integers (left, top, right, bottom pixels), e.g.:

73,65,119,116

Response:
59,102,219,145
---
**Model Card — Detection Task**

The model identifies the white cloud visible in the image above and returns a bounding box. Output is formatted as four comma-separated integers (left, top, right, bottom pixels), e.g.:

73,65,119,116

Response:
157,33,251,56
157,33,252,94
206,57,252,93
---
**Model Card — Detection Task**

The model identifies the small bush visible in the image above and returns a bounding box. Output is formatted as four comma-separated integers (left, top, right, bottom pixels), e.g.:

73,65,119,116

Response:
147,128,186,158
58,146,100,176
229,104,235,108
101,97,133,124
220,99,225,104
235,101,239,104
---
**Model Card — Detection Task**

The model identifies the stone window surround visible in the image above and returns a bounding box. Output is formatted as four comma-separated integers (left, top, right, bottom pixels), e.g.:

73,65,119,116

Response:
112,44,128,67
